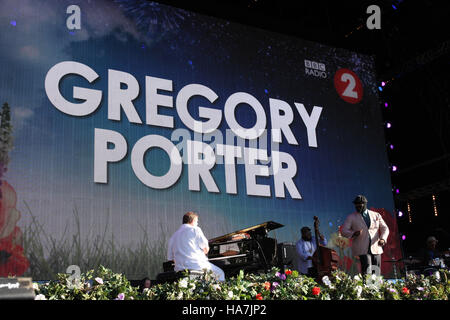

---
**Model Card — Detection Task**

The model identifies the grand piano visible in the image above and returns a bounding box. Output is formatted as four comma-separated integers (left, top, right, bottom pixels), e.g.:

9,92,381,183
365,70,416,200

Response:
207,221,284,277
157,221,293,283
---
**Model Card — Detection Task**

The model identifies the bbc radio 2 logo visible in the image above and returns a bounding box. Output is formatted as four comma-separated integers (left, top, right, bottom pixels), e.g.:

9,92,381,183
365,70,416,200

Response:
334,68,363,104
304,60,327,79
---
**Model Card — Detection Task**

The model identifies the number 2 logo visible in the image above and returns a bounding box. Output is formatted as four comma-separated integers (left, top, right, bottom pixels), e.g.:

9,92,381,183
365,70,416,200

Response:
334,68,363,104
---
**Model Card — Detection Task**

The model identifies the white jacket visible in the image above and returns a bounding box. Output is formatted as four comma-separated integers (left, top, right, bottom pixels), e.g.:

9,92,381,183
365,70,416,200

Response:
341,210,389,256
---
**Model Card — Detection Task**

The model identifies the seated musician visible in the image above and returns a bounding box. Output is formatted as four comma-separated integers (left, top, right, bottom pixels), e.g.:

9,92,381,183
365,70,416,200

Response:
167,211,225,281
295,226,327,277
419,236,442,266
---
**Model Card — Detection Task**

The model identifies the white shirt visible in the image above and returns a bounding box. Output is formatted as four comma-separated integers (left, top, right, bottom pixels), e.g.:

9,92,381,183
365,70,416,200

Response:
167,224,210,271
295,236,327,274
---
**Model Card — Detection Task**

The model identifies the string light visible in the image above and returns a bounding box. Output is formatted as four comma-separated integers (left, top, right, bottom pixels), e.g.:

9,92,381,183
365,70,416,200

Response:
344,24,364,38
384,78,395,86
407,202,412,223
381,78,395,88
432,194,438,216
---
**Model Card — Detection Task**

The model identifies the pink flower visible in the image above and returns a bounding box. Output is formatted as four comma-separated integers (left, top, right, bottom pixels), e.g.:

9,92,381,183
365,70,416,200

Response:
280,274,286,280
95,277,103,285
271,282,279,292
116,293,125,300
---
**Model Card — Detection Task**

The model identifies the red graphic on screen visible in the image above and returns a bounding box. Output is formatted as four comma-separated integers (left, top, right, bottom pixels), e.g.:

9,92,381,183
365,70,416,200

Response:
0,181,29,277
334,68,363,104
370,207,404,277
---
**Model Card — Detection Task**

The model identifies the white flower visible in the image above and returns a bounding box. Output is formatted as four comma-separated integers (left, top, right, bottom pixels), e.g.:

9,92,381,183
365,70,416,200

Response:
66,278,83,290
211,284,220,291
177,292,183,299
354,275,361,281
95,277,104,285
227,291,234,299
365,282,378,291
32,283,39,291
179,278,188,288
34,294,46,300
322,276,332,287
434,271,441,281
356,285,363,298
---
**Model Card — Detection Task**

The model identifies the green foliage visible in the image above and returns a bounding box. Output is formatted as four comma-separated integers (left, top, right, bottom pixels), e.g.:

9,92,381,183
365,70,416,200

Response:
32,267,450,300
390,270,449,300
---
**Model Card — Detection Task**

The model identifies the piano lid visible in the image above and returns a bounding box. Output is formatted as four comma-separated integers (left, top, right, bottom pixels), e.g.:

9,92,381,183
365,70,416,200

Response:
209,221,284,243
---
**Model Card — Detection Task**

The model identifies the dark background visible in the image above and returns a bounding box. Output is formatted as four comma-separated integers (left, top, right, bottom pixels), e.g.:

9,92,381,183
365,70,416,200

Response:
154,0,450,257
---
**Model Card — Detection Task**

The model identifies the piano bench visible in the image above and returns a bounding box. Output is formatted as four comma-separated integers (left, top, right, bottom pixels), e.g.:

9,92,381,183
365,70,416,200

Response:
155,269,205,284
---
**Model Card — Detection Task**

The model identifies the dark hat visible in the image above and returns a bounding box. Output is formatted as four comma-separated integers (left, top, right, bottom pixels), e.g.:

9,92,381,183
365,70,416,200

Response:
301,226,311,233
352,195,368,204
426,236,438,243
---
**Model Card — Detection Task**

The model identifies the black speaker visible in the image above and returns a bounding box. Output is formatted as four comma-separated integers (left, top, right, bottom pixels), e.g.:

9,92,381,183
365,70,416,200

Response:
0,277,35,300
277,242,296,268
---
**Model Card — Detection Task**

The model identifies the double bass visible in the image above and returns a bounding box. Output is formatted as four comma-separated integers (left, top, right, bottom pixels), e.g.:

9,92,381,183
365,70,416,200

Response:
312,216,339,281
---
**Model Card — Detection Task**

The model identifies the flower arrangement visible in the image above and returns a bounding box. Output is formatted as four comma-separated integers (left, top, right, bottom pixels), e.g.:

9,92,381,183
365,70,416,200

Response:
33,266,449,300
35,265,139,300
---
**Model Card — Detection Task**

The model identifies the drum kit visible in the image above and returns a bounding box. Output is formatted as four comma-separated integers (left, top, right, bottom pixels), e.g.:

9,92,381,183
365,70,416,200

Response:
383,251,450,278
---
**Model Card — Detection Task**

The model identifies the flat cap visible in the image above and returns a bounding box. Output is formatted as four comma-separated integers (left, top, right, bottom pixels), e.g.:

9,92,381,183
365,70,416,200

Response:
352,195,368,204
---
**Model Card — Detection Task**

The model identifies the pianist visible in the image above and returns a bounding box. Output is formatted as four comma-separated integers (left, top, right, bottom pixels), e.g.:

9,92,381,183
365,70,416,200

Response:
167,211,225,281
